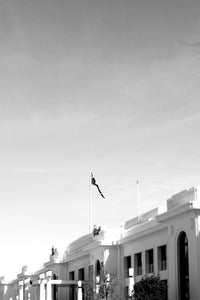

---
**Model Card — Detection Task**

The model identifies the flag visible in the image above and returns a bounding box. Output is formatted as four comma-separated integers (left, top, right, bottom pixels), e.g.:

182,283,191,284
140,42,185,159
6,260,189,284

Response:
91,173,105,199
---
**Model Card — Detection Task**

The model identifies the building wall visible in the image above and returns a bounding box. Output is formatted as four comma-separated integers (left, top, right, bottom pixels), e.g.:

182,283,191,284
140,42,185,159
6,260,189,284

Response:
2,187,200,300
119,223,168,298
158,208,200,300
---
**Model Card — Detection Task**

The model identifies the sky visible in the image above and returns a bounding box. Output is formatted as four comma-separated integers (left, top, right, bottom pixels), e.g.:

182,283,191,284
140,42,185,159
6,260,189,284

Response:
1,0,200,280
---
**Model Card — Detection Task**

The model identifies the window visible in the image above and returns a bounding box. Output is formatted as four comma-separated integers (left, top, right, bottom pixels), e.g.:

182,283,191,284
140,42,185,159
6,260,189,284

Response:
69,271,75,280
95,260,101,276
78,268,85,281
158,245,167,271
178,231,190,300
134,252,142,276
53,274,58,300
145,249,154,274
124,255,131,277
69,271,75,300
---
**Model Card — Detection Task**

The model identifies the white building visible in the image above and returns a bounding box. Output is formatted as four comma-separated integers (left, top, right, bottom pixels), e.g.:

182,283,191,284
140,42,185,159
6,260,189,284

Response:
1,186,200,300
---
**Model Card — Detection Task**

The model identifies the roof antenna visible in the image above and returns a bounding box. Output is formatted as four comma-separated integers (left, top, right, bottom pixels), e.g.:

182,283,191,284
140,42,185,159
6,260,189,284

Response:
136,179,141,222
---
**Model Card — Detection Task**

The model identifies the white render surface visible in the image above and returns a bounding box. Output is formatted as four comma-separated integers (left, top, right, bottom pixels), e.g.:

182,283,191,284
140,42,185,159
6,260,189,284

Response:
1,187,200,300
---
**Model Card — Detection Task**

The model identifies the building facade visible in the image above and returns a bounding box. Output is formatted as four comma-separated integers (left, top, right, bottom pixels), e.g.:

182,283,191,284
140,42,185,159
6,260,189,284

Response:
1,186,200,300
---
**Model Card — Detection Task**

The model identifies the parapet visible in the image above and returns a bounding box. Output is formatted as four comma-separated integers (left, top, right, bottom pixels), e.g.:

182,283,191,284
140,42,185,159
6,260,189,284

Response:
167,186,200,211
64,233,93,259
124,207,164,230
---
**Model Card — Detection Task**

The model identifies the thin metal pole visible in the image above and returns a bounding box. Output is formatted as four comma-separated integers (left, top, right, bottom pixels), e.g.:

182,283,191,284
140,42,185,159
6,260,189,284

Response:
89,171,92,232
136,179,140,221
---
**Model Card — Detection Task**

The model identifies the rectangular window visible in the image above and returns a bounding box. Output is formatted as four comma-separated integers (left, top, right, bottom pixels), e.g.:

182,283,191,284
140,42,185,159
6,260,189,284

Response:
78,268,85,281
124,255,131,277
134,252,142,276
145,249,154,274
69,271,75,280
158,245,167,271
69,271,75,300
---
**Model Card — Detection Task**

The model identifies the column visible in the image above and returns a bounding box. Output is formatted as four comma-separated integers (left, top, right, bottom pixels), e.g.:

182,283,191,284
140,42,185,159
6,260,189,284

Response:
142,251,145,276
24,278,30,300
95,276,100,294
39,274,45,300
154,247,158,275
19,281,24,300
105,274,110,300
46,271,52,300
128,268,134,297
77,281,82,300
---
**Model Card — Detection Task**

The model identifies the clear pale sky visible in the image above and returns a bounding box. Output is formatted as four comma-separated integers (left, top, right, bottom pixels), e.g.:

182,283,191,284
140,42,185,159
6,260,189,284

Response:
1,0,200,279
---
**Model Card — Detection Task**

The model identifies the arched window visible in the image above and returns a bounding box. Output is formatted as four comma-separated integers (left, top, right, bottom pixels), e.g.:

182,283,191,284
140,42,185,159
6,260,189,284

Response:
177,231,190,300
95,260,101,276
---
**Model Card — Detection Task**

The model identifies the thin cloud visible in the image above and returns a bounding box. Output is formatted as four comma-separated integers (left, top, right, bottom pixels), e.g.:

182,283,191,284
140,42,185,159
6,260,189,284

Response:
179,39,200,47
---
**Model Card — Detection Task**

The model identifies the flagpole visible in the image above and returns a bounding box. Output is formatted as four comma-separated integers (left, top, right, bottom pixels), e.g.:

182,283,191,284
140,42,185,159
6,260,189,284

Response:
89,171,92,233
136,179,140,221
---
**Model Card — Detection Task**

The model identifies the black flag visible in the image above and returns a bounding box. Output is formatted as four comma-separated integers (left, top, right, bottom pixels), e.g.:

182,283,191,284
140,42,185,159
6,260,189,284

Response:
91,173,105,199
